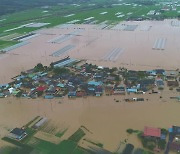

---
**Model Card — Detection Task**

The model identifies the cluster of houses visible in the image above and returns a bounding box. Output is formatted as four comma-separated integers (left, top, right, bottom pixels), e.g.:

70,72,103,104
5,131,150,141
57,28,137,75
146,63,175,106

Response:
0,57,179,100
168,126,180,152
120,125,180,154
139,125,180,153
6,123,180,154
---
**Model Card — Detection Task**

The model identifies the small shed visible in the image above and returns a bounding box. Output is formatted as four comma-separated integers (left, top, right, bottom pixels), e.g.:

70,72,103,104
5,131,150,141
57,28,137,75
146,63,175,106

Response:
122,144,134,154
44,95,54,99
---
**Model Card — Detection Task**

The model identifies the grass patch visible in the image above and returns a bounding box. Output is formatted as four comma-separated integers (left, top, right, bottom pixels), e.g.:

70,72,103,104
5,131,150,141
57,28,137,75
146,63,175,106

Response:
68,128,86,143
0,40,18,50
83,138,103,148
32,138,87,154
0,33,21,41
0,146,19,154
55,128,68,138
0,2,179,36
73,147,89,154
32,138,56,154
0,2,172,33
52,140,77,154
1,137,33,154
20,127,37,144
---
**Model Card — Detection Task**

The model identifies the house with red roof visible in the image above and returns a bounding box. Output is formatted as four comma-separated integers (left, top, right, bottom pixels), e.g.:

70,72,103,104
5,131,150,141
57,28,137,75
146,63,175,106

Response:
36,86,46,92
143,126,161,138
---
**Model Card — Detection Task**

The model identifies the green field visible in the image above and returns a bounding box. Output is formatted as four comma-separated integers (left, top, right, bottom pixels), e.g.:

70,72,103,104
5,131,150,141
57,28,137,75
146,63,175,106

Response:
1,124,91,154
2,130,89,154
2,137,88,154
68,128,86,143
32,139,88,154
1,0,180,33
0,0,180,51
0,40,18,50
55,128,68,138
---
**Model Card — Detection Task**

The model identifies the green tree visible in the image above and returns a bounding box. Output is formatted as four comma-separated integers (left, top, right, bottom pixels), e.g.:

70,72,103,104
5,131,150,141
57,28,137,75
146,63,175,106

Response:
110,67,118,73
126,129,134,134
16,91,23,98
161,128,168,135
50,63,54,69
37,91,43,97
53,67,69,75
34,63,44,72
147,144,155,151
158,140,166,150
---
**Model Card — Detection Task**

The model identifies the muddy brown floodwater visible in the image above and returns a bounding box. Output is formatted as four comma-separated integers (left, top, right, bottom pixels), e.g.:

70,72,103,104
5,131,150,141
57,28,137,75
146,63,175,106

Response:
0,20,179,153
0,20,180,84
0,88,179,152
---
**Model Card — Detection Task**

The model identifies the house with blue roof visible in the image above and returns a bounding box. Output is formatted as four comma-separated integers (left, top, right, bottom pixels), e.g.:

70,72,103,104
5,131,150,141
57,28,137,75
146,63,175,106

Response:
57,83,65,88
15,75,26,81
0,84,9,89
147,70,157,76
14,82,22,89
0,93,5,98
127,88,138,93
68,91,76,98
155,78,164,88
88,81,103,86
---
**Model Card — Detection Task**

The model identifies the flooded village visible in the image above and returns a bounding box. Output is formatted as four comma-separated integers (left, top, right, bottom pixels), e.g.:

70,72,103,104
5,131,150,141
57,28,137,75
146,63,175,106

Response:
0,56,180,154
0,57,179,102
0,16,180,154
1,0,180,152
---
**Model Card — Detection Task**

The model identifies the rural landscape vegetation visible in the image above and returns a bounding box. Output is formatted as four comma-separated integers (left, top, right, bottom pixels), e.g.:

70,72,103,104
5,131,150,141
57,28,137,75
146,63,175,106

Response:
0,0,180,154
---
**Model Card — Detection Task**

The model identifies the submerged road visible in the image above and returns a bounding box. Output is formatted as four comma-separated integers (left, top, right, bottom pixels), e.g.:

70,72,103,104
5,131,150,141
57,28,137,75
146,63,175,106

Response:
165,133,175,154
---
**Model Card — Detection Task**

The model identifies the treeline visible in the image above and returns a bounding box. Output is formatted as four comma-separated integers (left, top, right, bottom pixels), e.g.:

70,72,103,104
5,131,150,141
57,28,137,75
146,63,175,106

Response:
126,0,156,5
0,0,91,16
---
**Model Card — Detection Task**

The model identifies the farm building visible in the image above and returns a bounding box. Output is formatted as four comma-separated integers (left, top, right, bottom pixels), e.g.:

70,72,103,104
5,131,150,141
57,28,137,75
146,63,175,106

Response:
155,69,165,75
113,85,126,95
155,78,164,88
172,126,180,135
33,117,47,129
167,80,179,87
165,70,179,80
143,126,161,138
8,128,27,141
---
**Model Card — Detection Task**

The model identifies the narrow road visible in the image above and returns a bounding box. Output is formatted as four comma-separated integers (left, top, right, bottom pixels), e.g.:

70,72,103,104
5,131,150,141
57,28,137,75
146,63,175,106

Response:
165,133,174,154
